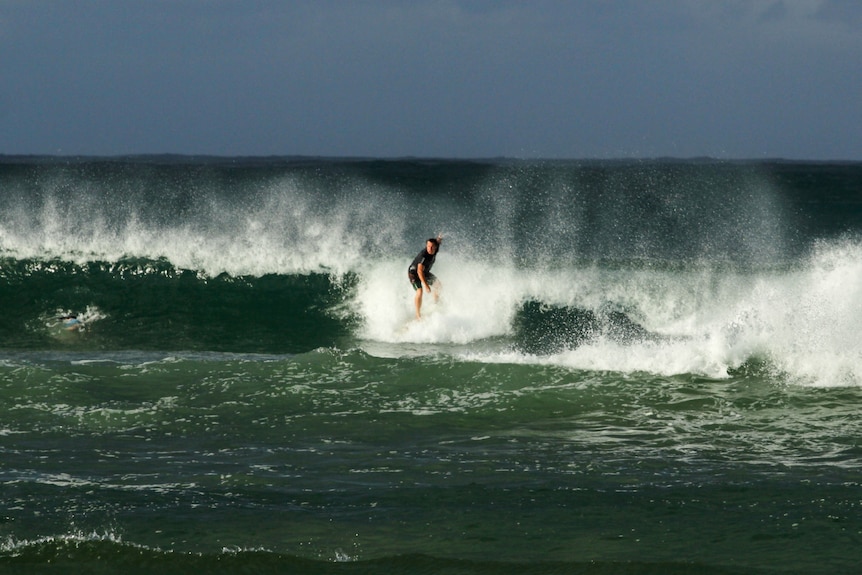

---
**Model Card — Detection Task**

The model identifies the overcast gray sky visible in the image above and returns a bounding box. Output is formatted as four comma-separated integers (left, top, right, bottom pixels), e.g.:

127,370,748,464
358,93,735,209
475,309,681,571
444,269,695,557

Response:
1,0,860,159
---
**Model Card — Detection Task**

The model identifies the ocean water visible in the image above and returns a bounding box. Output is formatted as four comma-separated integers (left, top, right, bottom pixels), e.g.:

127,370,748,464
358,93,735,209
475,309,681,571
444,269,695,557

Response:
1,156,861,574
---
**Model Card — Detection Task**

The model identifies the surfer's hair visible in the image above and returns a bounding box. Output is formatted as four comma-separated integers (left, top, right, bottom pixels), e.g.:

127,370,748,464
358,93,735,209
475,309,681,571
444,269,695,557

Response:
427,238,439,247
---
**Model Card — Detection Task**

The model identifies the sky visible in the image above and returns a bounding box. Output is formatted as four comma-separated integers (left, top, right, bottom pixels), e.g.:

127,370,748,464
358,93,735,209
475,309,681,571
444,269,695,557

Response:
1,0,860,159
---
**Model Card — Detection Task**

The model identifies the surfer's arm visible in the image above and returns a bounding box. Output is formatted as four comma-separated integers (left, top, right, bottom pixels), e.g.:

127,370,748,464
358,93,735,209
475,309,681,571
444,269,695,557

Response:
417,263,431,291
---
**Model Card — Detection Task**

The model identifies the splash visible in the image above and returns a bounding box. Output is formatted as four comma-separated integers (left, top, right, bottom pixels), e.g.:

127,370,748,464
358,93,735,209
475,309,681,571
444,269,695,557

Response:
551,241,862,386
355,240,862,387
0,164,409,276
354,257,520,344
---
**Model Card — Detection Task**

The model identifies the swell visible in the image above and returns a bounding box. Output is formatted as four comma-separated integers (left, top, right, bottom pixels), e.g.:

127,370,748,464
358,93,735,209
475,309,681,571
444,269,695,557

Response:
0,257,356,353
0,535,794,575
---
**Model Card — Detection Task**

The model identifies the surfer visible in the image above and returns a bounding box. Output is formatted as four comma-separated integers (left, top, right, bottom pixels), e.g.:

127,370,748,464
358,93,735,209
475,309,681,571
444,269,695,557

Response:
408,235,443,320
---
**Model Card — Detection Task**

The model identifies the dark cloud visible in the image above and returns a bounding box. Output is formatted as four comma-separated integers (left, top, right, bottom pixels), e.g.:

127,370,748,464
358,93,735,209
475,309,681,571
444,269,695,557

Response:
1,1,859,159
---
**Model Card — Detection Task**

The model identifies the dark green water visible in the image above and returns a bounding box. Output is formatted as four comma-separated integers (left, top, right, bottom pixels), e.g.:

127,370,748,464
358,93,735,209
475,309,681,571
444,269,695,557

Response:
1,158,862,573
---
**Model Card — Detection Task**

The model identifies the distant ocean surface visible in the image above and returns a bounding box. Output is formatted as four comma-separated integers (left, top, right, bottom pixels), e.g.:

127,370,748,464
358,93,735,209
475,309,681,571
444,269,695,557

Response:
2,156,862,574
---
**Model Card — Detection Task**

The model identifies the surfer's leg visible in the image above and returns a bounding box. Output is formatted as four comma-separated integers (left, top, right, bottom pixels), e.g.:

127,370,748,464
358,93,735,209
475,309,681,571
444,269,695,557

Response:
431,278,441,303
414,287,423,319
424,273,440,304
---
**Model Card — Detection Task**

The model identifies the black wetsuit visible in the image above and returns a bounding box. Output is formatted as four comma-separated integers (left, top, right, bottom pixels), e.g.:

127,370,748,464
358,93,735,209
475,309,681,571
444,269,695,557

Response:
408,248,437,290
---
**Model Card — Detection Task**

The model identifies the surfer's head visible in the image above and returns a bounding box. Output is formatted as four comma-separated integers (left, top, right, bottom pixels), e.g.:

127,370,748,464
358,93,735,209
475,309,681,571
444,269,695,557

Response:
426,238,439,253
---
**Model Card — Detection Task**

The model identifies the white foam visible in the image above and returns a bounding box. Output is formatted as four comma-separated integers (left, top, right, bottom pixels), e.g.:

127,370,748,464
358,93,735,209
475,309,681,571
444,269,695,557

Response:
354,240,862,387
0,530,128,554
354,257,522,344
552,242,862,386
